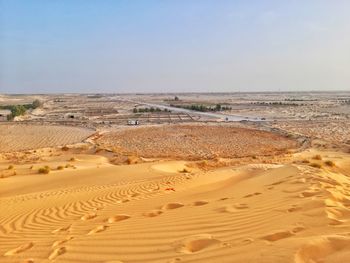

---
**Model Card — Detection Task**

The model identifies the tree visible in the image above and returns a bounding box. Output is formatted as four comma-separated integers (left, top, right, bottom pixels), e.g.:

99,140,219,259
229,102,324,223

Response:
174,96,179,101
32,99,42,109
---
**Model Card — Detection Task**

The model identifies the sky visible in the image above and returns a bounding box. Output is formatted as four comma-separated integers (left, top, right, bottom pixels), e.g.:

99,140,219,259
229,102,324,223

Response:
0,0,350,94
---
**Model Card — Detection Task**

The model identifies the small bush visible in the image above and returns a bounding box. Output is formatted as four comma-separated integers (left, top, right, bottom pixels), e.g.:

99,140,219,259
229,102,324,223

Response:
57,165,64,170
38,166,50,174
313,155,322,160
69,157,76,162
324,160,336,167
61,146,69,151
301,159,310,164
309,163,322,169
8,165,14,170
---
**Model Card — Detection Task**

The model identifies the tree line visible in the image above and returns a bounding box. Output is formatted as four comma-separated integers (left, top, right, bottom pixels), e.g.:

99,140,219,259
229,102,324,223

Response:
169,104,231,112
0,99,42,120
133,107,171,113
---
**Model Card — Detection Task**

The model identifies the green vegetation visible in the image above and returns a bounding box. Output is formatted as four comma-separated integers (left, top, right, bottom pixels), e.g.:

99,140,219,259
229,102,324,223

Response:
0,99,42,120
133,107,171,113
251,101,307,106
170,104,231,112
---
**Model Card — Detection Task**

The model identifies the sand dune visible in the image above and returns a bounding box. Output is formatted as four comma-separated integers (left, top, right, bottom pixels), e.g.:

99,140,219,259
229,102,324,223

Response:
1,148,350,262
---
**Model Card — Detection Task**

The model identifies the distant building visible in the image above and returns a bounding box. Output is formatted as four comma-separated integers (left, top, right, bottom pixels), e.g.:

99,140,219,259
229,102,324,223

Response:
127,119,139,125
0,110,11,121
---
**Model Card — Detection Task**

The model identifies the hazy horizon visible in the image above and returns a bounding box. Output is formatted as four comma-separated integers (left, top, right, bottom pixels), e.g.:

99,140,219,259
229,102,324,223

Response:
1,0,350,94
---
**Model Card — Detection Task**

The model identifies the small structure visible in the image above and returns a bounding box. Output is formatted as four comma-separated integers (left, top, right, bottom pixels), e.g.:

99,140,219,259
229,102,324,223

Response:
64,112,83,119
0,110,11,121
127,119,139,125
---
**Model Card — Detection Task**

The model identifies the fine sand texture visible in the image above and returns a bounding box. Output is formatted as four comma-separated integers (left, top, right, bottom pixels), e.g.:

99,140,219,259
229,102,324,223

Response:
1,147,350,262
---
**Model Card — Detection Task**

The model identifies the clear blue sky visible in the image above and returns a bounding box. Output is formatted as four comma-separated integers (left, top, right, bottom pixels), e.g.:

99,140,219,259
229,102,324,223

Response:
1,0,350,93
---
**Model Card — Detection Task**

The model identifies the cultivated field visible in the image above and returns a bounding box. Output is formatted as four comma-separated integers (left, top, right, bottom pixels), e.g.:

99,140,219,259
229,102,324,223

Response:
0,124,94,153
97,124,298,159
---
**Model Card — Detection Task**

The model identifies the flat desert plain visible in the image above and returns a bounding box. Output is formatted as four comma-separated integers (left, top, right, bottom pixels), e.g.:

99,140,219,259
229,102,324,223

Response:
1,121,350,263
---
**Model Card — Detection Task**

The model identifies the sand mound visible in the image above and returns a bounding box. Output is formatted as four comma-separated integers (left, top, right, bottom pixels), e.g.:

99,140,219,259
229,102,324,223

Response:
1,149,350,262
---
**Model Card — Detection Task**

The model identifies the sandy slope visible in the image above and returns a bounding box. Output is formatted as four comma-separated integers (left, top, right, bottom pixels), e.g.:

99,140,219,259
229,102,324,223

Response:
1,150,350,263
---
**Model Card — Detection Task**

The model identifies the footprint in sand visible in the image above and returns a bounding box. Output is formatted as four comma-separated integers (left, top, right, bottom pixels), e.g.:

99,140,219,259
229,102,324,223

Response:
292,226,306,233
261,230,294,242
167,258,182,263
299,189,322,198
192,201,209,206
52,236,74,248
143,210,163,217
241,238,254,245
173,234,220,254
81,212,98,221
87,225,108,235
244,192,262,198
4,242,34,256
217,203,249,213
52,225,71,234
261,225,305,242
162,203,184,210
48,246,66,260
234,203,249,209
23,259,34,263
287,205,302,213
116,199,130,203
107,214,130,223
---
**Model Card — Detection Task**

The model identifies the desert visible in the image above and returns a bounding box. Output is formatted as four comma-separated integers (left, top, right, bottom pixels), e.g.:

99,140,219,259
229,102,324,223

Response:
0,92,350,263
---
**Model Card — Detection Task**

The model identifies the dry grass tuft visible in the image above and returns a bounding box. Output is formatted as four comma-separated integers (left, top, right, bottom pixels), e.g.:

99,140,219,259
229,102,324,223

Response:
324,160,336,167
179,168,190,173
312,155,322,160
309,163,322,169
38,166,50,174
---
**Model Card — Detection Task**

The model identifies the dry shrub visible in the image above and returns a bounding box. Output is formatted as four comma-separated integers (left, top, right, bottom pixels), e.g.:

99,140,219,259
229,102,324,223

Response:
179,168,190,173
69,157,76,162
57,165,64,170
309,163,322,169
301,159,310,164
313,155,322,160
8,165,14,170
324,160,336,167
38,166,50,174
61,146,70,151
126,155,139,165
